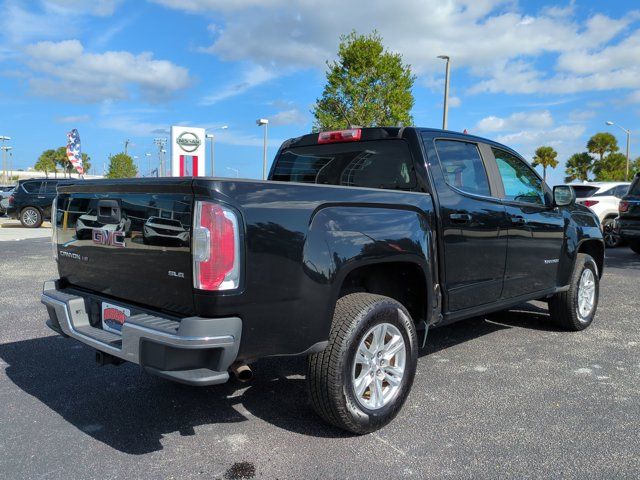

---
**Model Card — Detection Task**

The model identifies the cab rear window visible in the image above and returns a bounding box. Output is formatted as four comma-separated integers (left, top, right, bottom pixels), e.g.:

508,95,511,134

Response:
271,140,416,191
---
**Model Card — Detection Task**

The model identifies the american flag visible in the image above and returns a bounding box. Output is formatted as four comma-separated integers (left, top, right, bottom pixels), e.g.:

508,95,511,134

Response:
66,129,84,175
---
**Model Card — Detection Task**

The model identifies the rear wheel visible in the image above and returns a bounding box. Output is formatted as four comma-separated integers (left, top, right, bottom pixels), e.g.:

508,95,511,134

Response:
549,253,599,331
602,218,622,248
307,293,418,434
20,207,42,228
629,241,640,255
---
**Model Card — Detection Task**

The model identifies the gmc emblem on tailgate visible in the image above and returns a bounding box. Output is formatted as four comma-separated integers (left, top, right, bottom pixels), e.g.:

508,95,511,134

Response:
92,229,125,248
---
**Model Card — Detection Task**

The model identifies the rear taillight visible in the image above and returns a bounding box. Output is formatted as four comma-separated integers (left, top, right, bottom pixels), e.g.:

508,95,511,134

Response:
582,200,599,208
619,201,630,213
193,201,240,291
8,195,14,206
51,197,58,260
318,128,362,144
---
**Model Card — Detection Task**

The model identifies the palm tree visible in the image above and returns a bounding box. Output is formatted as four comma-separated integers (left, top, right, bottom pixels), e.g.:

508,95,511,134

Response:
532,146,559,182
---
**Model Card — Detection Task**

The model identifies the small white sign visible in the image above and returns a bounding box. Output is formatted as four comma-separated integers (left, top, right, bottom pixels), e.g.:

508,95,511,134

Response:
170,126,206,177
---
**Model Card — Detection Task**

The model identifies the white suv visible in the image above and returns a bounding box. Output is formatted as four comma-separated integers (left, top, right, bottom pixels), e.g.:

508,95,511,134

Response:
570,182,630,247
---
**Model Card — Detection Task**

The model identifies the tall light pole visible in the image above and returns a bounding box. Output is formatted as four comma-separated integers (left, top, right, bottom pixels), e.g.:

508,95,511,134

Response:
205,125,228,177
226,166,240,178
1,136,11,184
1,146,13,184
605,121,632,181
256,118,269,180
437,55,451,130
154,138,167,176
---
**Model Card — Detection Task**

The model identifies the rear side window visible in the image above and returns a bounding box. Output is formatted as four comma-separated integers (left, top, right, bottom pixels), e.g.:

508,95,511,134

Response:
22,181,43,193
434,140,491,196
272,140,416,191
629,177,640,196
493,148,545,205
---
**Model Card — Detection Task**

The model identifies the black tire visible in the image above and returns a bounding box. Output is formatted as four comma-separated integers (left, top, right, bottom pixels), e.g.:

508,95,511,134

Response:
20,207,43,228
629,241,640,255
549,253,599,331
307,293,418,434
602,218,622,248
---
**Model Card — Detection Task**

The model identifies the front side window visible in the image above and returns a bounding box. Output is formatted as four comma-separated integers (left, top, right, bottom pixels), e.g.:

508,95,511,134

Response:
43,181,58,194
434,140,491,196
493,148,545,206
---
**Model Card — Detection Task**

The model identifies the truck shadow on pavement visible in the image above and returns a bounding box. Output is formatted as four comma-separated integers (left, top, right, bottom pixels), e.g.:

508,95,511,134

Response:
0,303,555,454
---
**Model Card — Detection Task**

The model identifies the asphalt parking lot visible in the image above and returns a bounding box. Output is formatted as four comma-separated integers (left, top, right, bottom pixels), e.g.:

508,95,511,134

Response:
0,235,638,479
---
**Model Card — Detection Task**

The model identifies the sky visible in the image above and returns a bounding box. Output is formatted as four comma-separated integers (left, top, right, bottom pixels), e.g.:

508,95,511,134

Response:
1,0,639,185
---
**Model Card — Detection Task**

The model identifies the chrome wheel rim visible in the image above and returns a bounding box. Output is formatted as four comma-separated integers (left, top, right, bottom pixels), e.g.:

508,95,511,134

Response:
577,268,596,321
22,209,38,226
352,322,406,410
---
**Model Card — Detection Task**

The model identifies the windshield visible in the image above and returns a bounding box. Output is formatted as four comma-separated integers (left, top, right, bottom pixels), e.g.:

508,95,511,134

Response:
272,140,416,191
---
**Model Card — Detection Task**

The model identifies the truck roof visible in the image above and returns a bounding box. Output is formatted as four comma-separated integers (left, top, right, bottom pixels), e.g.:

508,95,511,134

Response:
280,126,524,160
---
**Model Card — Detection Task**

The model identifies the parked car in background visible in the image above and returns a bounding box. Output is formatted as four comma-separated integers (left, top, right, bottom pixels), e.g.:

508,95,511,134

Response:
143,217,190,246
617,173,640,254
6,178,73,227
0,185,14,216
570,182,630,247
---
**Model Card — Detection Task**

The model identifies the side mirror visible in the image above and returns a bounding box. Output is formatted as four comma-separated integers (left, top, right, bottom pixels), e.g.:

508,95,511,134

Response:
553,185,575,207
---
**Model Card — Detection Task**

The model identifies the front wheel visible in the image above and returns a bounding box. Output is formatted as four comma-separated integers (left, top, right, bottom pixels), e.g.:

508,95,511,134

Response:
549,253,599,331
307,293,418,434
20,207,43,228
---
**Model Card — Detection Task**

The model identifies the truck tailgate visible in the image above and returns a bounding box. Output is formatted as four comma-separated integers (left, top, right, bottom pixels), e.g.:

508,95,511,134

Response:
55,179,195,315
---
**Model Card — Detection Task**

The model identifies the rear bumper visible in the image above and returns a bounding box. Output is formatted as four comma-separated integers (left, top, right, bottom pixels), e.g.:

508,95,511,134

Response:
617,218,640,240
41,280,242,386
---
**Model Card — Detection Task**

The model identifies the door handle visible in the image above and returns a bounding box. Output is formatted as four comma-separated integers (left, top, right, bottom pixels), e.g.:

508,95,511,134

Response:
511,215,526,225
449,213,472,223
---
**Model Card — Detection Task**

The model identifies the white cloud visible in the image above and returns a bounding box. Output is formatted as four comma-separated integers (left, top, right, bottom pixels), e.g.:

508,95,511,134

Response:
43,0,122,16
23,40,191,102
568,110,596,122
269,108,308,126
200,65,276,105
449,96,461,108
151,0,640,99
56,114,91,123
475,110,553,133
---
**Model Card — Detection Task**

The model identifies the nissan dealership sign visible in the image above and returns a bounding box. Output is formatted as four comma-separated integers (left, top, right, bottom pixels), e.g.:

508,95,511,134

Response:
170,126,206,177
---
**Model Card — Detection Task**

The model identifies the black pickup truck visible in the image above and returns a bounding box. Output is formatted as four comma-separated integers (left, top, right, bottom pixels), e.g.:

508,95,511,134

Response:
42,127,604,434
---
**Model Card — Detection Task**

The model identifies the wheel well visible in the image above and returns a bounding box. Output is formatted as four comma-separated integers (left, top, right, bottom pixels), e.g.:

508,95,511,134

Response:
339,262,427,323
578,240,604,277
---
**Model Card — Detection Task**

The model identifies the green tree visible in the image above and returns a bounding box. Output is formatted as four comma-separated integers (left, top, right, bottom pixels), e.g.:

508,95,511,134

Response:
34,149,58,177
564,152,593,182
531,146,558,182
587,132,618,162
313,31,415,130
53,147,91,176
106,152,137,179
593,152,629,181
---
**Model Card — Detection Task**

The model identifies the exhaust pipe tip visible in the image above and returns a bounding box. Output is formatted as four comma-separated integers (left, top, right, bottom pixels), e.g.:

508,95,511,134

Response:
231,362,253,382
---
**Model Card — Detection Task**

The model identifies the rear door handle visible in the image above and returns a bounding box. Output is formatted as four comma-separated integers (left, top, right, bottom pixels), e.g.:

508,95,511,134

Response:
449,213,472,223
511,215,526,225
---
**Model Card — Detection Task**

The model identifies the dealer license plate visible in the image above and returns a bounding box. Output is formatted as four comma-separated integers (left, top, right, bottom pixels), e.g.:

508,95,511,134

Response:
101,302,130,334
